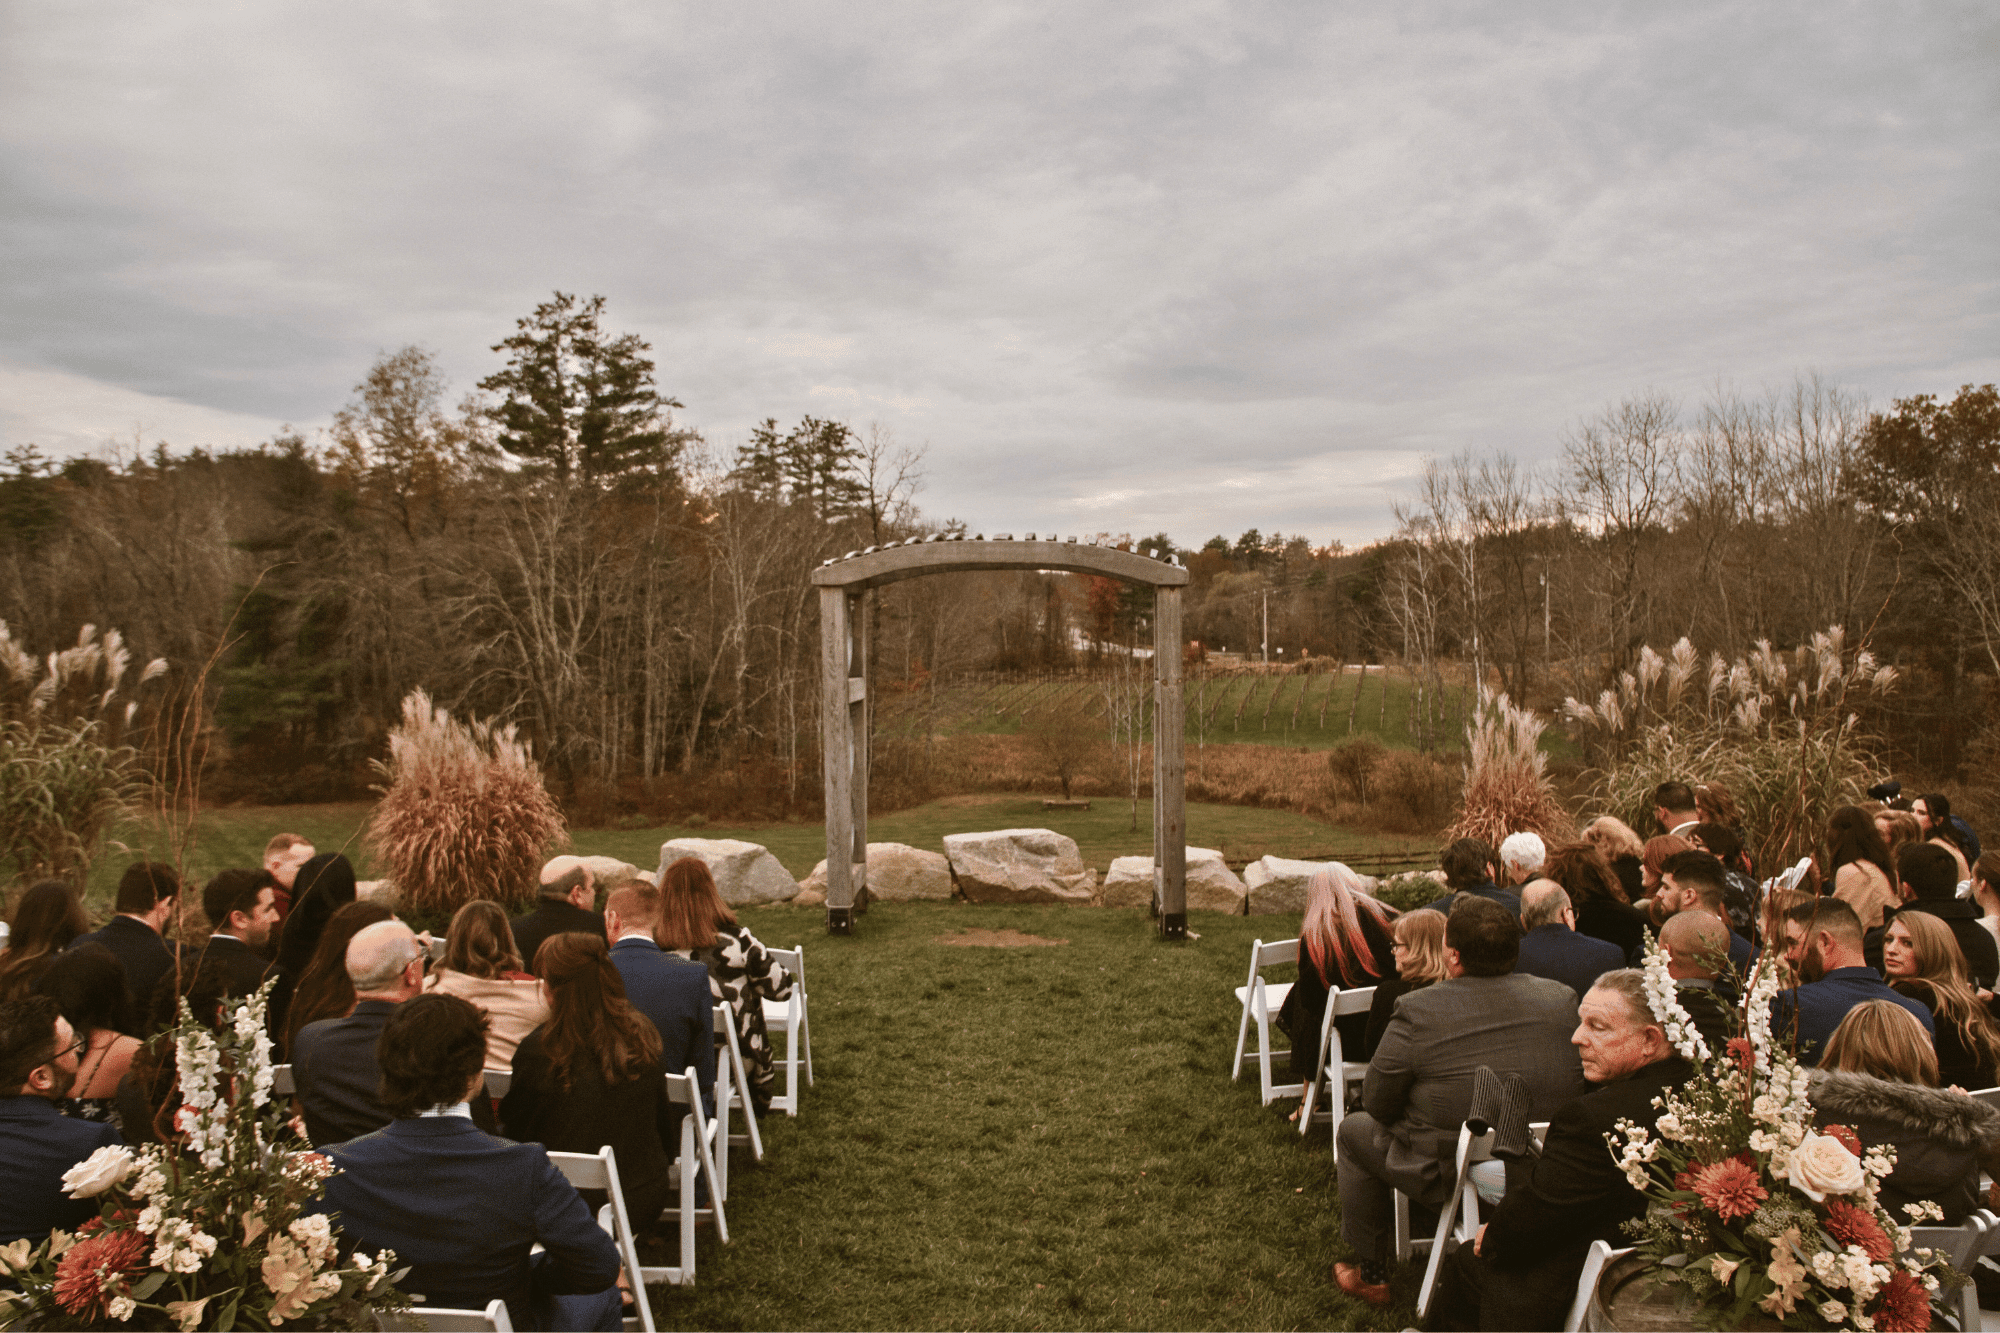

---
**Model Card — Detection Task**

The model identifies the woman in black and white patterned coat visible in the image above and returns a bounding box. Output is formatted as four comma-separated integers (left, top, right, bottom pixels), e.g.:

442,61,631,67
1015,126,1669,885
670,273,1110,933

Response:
656,856,794,1115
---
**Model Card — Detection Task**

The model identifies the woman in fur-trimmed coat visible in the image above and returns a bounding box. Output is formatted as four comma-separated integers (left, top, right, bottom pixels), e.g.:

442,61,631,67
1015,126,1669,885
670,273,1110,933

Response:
1811,1017,2000,1223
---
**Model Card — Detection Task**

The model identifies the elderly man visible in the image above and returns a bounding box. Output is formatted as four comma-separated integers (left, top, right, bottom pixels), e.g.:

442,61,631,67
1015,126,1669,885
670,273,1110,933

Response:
1660,910,1736,1050
1333,897,1586,1306
292,920,428,1146
1425,969,1695,1331
511,856,607,974
1514,881,1625,1002
0,996,122,1245
1775,897,1933,1065
1495,832,1546,890
322,994,623,1330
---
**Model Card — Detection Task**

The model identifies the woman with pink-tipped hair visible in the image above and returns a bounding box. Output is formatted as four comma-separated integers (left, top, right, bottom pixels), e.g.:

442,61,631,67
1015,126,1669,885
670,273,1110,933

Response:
1277,864,1398,1087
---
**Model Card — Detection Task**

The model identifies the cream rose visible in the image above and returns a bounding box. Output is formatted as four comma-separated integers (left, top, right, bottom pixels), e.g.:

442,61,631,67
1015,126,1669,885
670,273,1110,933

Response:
61,1144,137,1199
1790,1130,1867,1201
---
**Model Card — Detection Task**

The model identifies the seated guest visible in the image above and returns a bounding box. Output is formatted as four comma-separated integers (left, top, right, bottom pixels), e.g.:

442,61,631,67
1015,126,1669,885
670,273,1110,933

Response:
1693,780,1743,834
1332,897,1586,1306
502,933,679,1230
1869,843,2000,989
323,994,623,1331
275,852,357,978
512,857,607,973
1580,816,1647,905
1655,851,1756,980
426,900,551,1069
1425,969,1696,1331
69,861,183,1029
188,869,291,1035
1514,881,1625,1002
1827,804,1899,932
0,995,121,1244
1278,866,1397,1084
1972,852,2000,955
1542,841,1649,964
32,944,141,1131
1685,822,1761,944
1812,1000,2000,1223
1915,792,1975,883
604,882,716,1104
1882,911,2000,1089
0,881,91,1002
1636,836,1693,927
1653,781,1700,838
1659,911,1737,1051
292,920,427,1147
114,960,235,1146
282,901,396,1058
1774,897,1933,1065
1495,833,1546,890
1877,808,1924,857
262,832,316,920
1363,909,1448,1061
1419,838,1518,917
656,856,795,1117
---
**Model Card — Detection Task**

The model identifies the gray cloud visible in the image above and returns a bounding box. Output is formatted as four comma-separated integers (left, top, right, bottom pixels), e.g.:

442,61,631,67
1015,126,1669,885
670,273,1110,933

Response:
2,0,1994,545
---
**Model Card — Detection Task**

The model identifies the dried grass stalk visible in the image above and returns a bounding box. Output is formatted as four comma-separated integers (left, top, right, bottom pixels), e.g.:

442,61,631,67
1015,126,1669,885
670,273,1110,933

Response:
1447,689,1574,847
367,689,568,915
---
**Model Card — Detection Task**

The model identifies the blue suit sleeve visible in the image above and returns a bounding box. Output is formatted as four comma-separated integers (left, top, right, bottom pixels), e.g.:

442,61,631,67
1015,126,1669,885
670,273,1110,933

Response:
526,1151,621,1297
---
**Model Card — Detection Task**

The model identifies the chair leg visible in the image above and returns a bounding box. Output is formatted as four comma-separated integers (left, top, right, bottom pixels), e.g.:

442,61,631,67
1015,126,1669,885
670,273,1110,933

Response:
1231,983,1255,1081
1393,1189,1414,1263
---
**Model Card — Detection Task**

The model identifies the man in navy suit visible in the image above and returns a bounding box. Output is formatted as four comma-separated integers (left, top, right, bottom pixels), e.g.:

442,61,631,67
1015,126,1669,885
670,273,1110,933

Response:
322,993,622,1331
1514,881,1626,1002
1776,897,1934,1064
69,861,183,1033
293,920,426,1147
604,881,716,1115
0,996,123,1245
186,869,292,1037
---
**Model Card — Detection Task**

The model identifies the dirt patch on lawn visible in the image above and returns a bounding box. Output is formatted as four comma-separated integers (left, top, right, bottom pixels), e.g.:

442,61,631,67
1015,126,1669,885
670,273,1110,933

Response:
935,928,1069,948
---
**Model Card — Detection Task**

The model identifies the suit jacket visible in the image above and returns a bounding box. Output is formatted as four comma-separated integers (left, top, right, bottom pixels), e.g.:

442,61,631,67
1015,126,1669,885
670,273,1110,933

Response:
510,900,605,976
1363,972,1587,1191
1575,897,1650,965
184,934,292,1038
609,937,717,1106
70,916,179,1035
1420,883,1522,919
0,1096,122,1244
323,1116,620,1329
293,999,399,1148
1774,966,1936,1066
1514,925,1627,1002
500,1027,676,1227
1676,980,1735,1052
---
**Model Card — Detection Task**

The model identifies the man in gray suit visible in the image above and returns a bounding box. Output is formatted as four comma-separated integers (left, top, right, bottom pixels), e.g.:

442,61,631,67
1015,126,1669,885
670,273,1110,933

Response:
1333,896,1588,1306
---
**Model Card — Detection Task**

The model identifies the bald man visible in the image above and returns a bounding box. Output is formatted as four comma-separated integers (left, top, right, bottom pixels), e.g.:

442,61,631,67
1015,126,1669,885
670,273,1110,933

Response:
1659,910,1735,1052
1513,880,1625,1002
292,921,490,1147
510,856,606,975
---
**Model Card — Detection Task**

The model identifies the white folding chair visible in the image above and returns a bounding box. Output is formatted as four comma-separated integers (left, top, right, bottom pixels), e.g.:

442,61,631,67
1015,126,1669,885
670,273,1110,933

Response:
1562,1240,1632,1332
381,1298,513,1331
643,1069,730,1289
713,1006,763,1183
1911,1209,1992,1332
545,1146,655,1333
761,946,813,1116
1230,938,1302,1104
482,1068,511,1099
1298,985,1375,1144
1408,1124,1497,1319
270,1063,295,1097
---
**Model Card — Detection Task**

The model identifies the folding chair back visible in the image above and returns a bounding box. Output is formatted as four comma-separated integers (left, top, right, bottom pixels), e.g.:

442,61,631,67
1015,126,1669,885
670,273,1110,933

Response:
1298,985,1375,1143
482,1068,511,1099
1411,1124,1495,1320
545,1146,656,1333
380,1298,514,1331
1909,1210,1992,1331
761,945,813,1116
642,1069,730,1289
271,1063,295,1097
713,1006,763,1183
1562,1240,1633,1332
1230,938,1302,1104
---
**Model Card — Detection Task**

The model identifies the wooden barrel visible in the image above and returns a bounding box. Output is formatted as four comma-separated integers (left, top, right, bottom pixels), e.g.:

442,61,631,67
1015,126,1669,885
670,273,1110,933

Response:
1585,1253,1786,1332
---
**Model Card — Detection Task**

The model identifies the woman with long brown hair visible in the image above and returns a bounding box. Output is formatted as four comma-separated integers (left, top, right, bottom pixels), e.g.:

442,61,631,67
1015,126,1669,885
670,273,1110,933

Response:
1880,910,2000,1089
1580,816,1646,904
281,900,395,1057
1826,805,1898,931
655,855,794,1116
499,933,674,1227
1277,866,1396,1083
424,899,549,1068
0,880,91,1002
1543,841,1648,963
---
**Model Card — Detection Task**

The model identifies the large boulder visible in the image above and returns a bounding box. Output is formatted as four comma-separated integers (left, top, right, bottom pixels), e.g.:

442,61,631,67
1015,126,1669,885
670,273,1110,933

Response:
657,838,798,905
942,829,1097,904
1245,856,1341,915
1099,847,1247,913
800,842,954,902
576,855,644,887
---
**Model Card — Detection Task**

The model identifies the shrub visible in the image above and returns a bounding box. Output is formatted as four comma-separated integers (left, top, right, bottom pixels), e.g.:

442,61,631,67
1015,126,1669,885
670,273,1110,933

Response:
1327,737,1386,803
1446,689,1574,848
1370,750,1458,833
366,689,567,914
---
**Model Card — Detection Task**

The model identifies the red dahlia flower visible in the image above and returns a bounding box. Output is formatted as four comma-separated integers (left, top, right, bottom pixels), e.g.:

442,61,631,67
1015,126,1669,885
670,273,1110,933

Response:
52,1227,149,1318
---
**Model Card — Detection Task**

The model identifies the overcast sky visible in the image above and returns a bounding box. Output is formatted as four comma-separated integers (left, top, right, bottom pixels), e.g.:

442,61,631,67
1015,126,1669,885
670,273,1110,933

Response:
4,2,1995,547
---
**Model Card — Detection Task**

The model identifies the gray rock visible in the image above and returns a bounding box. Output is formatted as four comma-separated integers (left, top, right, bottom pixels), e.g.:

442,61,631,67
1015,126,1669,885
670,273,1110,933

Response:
657,838,798,905
1245,855,1342,915
1099,847,1246,913
800,842,954,902
942,828,1097,904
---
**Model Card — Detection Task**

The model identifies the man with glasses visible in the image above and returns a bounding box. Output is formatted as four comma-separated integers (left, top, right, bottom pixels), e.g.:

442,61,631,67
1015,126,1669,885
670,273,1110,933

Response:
0,995,122,1244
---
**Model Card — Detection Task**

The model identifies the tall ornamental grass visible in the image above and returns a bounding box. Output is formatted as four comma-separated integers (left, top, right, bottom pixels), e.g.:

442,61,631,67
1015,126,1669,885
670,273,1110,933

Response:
366,689,567,914
1446,688,1574,848
1565,626,1895,873
0,622,166,884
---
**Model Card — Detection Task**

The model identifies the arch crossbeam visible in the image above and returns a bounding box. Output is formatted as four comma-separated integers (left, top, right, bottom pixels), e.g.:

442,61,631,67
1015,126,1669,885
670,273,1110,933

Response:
812,535,1189,939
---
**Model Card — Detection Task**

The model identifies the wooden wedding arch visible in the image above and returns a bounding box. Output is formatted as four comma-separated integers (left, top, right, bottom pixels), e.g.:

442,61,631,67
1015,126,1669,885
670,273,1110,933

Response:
813,535,1191,939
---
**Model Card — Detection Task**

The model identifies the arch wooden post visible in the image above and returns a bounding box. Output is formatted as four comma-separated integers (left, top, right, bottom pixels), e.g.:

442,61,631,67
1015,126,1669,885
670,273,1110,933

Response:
814,537,1191,940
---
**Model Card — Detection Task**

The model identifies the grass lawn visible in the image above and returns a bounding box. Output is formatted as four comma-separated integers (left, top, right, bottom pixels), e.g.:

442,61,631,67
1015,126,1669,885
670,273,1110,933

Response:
83,797,1435,911
649,899,1421,1331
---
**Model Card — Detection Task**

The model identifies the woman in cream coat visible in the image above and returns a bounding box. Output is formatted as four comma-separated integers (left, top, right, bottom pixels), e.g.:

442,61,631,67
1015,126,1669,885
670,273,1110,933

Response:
423,900,549,1068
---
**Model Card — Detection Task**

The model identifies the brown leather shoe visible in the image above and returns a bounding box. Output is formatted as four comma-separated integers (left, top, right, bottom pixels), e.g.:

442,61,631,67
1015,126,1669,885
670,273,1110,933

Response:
1334,1261,1392,1307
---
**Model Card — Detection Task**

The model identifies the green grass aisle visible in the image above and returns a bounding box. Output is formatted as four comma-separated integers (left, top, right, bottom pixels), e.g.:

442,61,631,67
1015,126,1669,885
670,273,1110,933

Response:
651,901,1419,1331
